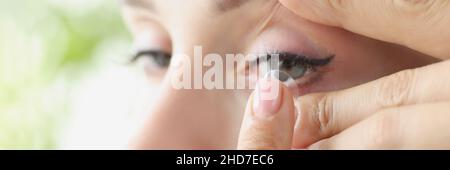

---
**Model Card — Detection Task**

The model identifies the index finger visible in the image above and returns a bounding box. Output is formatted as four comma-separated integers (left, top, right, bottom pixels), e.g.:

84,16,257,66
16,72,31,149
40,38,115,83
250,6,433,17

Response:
292,60,450,148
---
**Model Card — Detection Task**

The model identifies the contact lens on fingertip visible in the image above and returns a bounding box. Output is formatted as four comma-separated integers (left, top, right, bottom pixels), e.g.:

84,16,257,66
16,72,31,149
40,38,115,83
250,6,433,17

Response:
264,70,300,99
263,70,301,122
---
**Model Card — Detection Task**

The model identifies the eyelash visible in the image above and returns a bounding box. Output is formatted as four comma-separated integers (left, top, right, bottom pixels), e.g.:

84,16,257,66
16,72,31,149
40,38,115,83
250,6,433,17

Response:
131,50,172,68
253,52,334,81
131,49,334,87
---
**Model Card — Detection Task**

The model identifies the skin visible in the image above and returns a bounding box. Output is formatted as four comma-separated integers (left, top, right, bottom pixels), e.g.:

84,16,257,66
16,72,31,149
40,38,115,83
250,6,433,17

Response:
238,0,450,149
121,0,438,149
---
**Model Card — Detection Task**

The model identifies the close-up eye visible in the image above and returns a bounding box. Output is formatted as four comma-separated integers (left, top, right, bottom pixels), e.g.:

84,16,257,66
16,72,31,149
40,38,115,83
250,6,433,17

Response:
131,50,172,68
249,52,334,87
129,49,172,80
271,52,333,81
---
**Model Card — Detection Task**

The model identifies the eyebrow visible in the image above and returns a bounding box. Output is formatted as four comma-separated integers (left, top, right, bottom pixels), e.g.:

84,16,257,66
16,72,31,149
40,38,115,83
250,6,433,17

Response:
122,0,252,14
215,0,252,13
121,0,155,12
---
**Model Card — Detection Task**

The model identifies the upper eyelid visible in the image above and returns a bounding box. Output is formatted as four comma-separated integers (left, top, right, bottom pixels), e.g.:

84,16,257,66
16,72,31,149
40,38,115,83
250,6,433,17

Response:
124,7,169,42
251,52,334,66
132,29,172,54
129,49,172,68
122,0,155,13
244,52,334,79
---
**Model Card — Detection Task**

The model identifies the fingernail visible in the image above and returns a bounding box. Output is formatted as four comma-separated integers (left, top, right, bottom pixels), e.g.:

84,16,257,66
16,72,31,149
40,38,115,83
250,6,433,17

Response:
253,78,283,118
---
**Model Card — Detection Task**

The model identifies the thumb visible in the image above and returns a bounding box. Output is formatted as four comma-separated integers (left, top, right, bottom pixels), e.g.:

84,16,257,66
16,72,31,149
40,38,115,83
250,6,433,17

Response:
237,78,296,150
279,0,450,58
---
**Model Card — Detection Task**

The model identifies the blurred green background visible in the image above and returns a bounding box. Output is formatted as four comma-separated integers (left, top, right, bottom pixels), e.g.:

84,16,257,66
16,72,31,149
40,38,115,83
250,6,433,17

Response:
0,0,137,149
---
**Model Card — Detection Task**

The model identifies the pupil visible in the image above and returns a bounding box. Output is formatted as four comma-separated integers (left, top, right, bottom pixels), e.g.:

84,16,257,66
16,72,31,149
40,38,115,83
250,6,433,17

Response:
278,60,306,80
151,52,171,68
288,65,306,79
275,71,290,82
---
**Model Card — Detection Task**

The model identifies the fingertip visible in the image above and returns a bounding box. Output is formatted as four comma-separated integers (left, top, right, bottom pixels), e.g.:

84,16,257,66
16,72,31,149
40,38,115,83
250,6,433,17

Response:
292,93,330,148
237,79,296,150
278,0,305,17
279,0,342,27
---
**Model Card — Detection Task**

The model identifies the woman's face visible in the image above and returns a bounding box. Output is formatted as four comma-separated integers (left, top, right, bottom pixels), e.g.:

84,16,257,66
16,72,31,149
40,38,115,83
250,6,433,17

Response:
121,0,436,149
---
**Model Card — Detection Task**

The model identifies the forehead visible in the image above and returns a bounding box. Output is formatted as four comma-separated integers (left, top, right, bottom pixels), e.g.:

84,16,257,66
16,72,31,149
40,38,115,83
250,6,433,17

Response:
121,0,282,42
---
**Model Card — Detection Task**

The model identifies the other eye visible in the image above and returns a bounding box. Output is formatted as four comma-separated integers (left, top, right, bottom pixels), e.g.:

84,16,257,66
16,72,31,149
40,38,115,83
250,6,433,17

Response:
131,50,172,68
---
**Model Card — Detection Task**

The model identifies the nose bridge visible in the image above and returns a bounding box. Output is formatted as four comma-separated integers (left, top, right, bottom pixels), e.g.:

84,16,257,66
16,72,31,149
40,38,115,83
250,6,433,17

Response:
137,82,241,147
167,10,241,57
152,86,217,132
135,46,235,149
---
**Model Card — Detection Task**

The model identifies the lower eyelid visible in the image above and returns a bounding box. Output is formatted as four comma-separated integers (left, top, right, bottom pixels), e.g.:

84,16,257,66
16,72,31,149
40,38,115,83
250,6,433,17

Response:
291,70,327,95
279,59,332,95
294,70,321,86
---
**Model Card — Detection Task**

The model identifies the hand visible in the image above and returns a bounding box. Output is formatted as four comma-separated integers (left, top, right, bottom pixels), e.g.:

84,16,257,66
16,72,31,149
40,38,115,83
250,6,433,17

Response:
279,0,450,59
238,0,450,149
